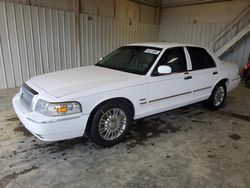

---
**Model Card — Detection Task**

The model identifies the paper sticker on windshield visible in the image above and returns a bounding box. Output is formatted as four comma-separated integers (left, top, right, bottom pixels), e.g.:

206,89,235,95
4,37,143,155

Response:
144,49,160,55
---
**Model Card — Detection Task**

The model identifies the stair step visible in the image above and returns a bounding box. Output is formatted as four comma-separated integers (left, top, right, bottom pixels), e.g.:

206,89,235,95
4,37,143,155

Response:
211,5,250,48
215,24,250,57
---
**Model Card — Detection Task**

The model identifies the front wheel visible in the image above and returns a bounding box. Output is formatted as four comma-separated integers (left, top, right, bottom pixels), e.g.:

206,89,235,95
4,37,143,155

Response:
205,83,227,110
90,101,132,147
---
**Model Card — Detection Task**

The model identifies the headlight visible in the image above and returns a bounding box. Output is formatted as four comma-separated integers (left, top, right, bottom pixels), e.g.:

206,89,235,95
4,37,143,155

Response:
35,99,81,116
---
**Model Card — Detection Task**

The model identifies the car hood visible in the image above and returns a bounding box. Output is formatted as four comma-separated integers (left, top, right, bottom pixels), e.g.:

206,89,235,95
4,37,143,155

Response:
30,66,143,98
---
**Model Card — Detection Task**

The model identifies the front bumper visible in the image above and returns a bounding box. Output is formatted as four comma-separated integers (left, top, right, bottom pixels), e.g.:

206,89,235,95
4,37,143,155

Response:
12,94,89,141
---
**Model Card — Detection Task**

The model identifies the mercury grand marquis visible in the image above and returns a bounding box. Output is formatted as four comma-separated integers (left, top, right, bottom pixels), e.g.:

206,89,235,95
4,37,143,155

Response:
13,43,241,147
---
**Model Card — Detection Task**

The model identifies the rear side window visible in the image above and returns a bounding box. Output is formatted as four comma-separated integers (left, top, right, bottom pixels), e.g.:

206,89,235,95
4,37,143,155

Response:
156,47,187,73
187,47,216,70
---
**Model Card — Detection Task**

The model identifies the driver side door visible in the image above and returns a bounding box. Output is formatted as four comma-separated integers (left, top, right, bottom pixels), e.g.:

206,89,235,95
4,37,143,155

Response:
145,47,194,116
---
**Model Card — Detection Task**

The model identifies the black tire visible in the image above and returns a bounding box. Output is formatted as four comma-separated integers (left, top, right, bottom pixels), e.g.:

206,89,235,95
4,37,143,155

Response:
205,83,227,110
90,101,132,147
246,79,250,88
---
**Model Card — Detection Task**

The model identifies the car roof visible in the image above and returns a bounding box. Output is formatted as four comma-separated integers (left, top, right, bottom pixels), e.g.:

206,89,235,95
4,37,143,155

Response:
126,42,206,49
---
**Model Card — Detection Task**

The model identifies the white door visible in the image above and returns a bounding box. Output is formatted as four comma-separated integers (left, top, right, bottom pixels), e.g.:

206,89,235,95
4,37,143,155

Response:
185,47,219,102
145,47,194,116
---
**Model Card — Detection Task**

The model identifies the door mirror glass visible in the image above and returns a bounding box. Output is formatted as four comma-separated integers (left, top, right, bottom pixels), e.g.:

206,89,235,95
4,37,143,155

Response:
157,65,172,74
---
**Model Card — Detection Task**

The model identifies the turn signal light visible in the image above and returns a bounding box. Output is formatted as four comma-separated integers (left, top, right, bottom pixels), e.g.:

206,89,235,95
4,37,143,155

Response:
56,106,68,113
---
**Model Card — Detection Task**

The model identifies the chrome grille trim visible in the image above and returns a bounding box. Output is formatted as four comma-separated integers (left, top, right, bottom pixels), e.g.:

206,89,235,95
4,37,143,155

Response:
22,83,38,95
20,83,38,110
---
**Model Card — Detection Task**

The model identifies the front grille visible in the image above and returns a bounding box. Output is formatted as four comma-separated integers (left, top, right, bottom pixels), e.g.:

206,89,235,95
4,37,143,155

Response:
20,83,38,110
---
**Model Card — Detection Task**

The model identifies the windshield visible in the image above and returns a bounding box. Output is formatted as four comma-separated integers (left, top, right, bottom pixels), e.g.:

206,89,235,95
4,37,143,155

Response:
96,46,162,75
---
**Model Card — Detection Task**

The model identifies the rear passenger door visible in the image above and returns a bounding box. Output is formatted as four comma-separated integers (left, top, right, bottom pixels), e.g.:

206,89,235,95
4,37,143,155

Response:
186,47,218,101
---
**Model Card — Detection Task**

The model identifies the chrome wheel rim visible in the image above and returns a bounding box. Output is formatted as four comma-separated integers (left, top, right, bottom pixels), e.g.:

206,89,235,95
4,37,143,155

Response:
213,86,225,106
98,108,127,141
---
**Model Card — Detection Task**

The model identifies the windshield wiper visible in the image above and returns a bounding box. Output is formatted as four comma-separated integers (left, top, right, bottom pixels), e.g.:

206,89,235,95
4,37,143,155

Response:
95,64,142,75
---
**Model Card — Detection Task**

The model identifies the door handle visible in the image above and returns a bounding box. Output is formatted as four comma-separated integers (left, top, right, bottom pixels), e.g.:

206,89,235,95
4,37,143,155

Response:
184,76,192,80
213,71,218,75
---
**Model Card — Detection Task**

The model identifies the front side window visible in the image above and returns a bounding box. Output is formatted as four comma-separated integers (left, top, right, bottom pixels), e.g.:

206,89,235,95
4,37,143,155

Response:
154,47,187,74
96,46,162,75
187,47,216,70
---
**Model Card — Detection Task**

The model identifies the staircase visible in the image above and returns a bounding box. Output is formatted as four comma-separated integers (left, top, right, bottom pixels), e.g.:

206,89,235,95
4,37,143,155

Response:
211,5,250,58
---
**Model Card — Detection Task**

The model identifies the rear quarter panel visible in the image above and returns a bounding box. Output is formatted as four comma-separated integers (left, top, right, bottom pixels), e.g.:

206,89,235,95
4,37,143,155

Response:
217,60,240,92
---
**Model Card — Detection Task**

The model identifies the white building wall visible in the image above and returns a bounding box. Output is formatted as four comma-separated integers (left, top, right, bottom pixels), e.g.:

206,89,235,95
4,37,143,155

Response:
80,13,159,66
159,0,250,67
0,1,159,89
1,0,249,89
223,35,250,67
160,0,249,24
0,1,76,89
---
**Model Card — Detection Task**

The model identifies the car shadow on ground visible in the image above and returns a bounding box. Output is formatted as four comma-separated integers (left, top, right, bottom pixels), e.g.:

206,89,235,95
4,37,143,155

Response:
1,96,250,187
7,97,250,158
9,103,205,153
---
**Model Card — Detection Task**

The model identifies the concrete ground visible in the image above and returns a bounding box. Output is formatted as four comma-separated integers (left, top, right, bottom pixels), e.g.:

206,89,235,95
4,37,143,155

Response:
0,83,250,188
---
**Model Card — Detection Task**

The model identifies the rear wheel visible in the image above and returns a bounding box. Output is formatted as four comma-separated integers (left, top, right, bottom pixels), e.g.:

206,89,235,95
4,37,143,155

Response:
205,83,227,110
90,101,132,147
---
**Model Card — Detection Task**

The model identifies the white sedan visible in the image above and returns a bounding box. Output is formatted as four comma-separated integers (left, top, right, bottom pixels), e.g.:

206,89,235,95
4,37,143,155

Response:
13,43,240,147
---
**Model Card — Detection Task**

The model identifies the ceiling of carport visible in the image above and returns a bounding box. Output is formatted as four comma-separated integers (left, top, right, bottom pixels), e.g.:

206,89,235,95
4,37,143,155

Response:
134,0,239,8
160,0,239,8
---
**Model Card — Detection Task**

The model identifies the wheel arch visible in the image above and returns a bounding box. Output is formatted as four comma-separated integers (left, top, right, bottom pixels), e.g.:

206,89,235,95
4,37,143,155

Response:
84,97,135,137
205,78,229,110
214,78,230,91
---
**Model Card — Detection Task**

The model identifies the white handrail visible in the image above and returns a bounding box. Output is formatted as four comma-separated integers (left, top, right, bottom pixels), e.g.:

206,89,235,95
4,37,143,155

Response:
216,23,250,57
211,5,250,49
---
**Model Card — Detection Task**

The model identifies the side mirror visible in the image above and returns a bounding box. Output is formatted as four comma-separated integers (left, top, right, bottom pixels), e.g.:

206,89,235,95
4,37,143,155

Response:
157,65,172,75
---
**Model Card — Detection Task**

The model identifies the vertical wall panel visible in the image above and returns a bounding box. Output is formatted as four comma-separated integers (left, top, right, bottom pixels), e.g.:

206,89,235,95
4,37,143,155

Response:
0,2,159,89
223,35,250,67
0,1,15,88
15,4,29,82
45,8,55,72
23,5,36,78
0,2,77,89
0,41,7,88
70,12,76,68
31,6,43,75
52,10,59,71
6,3,23,86
0,2,248,89
80,13,159,66
160,22,226,47
64,11,72,69
159,22,250,67
58,10,66,70
39,7,49,74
